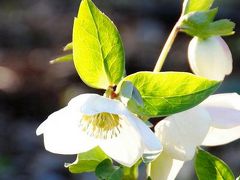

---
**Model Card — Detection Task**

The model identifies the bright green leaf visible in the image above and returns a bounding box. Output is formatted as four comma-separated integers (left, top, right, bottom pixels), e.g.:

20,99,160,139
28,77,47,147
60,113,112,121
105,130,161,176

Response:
117,71,220,117
49,54,73,64
183,0,214,14
180,9,235,39
195,148,235,180
73,0,125,89
65,146,109,174
95,159,123,180
237,176,240,180
63,42,73,51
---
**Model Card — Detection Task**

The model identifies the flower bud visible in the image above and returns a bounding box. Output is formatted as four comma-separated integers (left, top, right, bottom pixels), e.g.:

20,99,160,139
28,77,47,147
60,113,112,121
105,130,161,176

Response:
188,36,233,81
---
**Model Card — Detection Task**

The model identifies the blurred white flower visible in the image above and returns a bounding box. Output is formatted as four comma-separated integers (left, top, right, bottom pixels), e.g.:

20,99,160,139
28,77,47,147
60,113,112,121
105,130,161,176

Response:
188,36,233,81
36,94,162,167
151,93,240,180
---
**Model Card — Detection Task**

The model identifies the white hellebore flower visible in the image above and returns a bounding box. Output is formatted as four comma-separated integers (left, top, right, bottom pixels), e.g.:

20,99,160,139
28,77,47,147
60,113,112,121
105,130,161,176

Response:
36,94,162,167
188,36,233,81
151,93,240,180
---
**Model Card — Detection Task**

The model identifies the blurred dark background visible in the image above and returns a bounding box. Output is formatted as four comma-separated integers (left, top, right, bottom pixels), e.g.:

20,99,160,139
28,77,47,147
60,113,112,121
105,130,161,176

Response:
0,0,239,179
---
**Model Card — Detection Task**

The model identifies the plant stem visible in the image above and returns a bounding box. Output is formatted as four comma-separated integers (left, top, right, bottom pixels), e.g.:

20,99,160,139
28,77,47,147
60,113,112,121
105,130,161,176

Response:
153,21,181,72
146,163,151,178
122,162,139,180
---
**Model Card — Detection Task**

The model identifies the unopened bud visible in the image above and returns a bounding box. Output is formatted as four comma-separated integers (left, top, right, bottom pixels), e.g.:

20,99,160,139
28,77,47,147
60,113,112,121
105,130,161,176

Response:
188,36,233,81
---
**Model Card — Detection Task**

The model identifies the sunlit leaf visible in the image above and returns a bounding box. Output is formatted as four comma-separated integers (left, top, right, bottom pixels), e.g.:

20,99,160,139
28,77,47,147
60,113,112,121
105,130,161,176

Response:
63,42,73,51
50,54,73,64
73,0,125,89
117,71,220,117
183,0,214,14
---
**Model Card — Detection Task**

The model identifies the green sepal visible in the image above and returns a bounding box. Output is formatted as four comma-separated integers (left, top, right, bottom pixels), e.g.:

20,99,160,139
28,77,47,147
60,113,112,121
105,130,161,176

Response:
49,54,73,64
73,0,125,89
195,147,235,180
65,146,109,174
95,159,123,180
118,71,221,117
182,0,214,14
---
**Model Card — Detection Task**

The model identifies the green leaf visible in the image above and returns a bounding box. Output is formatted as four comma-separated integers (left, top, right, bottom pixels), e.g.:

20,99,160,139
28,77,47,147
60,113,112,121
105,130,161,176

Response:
65,146,109,174
207,19,235,36
95,159,123,180
63,42,73,51
237,176,240,180
184,8,218,24
180,9,235,39
117,71,220,117
73,0,125,89
180,9,218,38
49,54,73,64
183,0,214,14
195,148,235,180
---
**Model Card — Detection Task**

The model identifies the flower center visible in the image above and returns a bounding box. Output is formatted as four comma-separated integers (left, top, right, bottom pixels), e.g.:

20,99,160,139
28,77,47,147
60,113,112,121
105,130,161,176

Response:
80,112,122,139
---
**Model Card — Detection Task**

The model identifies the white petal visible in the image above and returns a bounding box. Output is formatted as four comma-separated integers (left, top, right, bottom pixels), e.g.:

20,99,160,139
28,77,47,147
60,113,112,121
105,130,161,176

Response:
155,107,211,161
200,93,240,128
201,93,240,110
203,107,240,128
200,93,240,146
98,116,143,167
150,151,184,180
36,107,97,154
68,93,126,115
126,112,163,163
188,36,232,81
202,126,240,146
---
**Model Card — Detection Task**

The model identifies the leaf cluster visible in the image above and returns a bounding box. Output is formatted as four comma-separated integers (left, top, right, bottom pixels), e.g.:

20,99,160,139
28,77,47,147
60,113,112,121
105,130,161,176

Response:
180,0,235,39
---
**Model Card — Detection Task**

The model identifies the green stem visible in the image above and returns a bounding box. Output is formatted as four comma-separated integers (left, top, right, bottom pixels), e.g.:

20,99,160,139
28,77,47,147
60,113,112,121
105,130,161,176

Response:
122,161,140,180
146,163,151,178
153,21,181,72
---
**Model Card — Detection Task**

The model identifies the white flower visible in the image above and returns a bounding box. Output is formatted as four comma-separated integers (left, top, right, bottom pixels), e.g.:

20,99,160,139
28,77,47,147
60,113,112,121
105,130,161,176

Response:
36,93,162,167
150,93,240,180
188,36,233,81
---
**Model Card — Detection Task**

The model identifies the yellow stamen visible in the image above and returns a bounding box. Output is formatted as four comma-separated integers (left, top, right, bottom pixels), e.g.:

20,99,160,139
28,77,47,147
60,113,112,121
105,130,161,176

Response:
80,112,122,139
